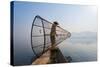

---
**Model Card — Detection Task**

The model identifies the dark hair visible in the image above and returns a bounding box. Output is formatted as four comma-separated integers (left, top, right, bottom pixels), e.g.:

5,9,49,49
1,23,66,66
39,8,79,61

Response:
53,21,59,25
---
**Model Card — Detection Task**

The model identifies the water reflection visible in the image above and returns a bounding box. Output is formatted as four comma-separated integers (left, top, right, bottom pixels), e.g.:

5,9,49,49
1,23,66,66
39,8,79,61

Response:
58,32,97,62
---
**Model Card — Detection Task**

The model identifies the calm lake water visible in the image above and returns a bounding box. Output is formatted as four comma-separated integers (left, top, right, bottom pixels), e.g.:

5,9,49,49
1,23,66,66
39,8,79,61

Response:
14,31,97,65
58,34,97,62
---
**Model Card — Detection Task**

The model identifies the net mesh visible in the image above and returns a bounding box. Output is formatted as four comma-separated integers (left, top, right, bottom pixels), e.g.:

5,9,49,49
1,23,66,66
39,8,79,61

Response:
31,15,71,57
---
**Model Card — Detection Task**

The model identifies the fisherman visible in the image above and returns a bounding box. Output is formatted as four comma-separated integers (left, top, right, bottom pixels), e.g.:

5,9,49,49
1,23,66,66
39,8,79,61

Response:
50,21,58,49
50,21,59,63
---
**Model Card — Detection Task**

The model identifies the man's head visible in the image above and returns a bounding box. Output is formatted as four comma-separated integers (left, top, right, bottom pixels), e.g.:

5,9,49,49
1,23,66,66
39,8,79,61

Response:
53,21,59,26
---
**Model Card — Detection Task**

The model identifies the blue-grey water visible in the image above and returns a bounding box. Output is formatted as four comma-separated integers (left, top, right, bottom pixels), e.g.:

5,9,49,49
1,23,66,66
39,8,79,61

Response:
58,32,97,62
14,30,97,65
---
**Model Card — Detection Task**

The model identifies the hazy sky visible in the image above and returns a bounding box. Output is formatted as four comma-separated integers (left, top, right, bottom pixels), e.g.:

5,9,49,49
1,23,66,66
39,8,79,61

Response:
14,1,97,33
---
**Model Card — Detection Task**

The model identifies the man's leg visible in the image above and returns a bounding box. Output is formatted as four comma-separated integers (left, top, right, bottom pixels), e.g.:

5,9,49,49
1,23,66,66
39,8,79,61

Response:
50,36,57,63
51,36,56,49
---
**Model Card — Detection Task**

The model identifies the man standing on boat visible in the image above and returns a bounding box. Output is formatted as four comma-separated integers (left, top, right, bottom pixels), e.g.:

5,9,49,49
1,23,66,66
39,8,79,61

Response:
50,21,59,63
